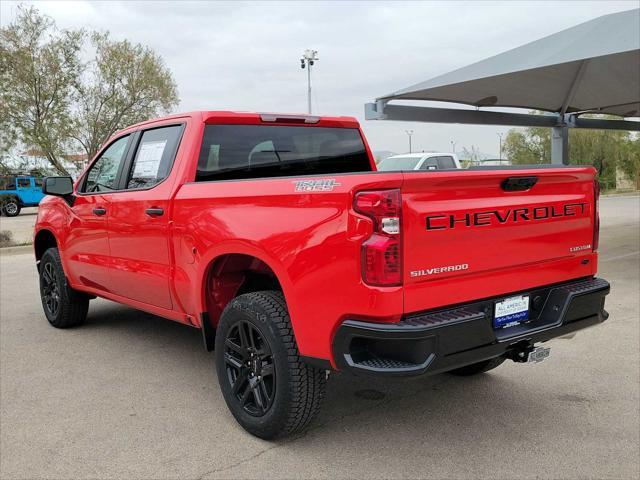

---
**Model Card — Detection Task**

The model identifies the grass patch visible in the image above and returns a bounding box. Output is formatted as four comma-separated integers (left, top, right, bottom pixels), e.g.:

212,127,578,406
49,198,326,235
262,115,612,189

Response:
0,230,16,248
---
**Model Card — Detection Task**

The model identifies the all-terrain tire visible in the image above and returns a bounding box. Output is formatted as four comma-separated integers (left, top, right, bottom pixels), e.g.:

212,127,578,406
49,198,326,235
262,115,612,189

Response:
39,247,89,328
449,356,506,376
215,291,326,439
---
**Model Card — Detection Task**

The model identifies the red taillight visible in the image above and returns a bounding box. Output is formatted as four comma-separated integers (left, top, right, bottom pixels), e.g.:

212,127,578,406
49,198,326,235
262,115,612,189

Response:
593,179,600,252
354,189,402,286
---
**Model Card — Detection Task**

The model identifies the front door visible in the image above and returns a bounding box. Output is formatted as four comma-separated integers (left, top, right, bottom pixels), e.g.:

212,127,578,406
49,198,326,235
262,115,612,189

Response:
106,124,184,310
65,135,131,292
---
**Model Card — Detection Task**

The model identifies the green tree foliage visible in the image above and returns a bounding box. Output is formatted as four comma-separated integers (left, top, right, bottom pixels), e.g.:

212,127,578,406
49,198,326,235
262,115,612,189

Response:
0,6,83,175
503,127,550,165
71,33,178,160
0,6,179,173
504,116,639,189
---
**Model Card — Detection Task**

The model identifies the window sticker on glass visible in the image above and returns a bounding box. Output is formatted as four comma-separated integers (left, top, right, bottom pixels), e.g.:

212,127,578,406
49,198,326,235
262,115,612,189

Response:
133,140,167,178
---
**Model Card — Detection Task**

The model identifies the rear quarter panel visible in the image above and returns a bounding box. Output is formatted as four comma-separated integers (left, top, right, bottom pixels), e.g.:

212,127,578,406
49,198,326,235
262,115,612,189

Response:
171,172,403,360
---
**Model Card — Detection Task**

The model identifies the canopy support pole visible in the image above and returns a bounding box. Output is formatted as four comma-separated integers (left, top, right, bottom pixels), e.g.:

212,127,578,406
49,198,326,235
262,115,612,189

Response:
551,125,569,165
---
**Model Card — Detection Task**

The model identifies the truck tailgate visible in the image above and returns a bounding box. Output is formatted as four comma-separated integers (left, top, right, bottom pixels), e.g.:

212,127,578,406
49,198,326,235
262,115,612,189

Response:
401,167,597,314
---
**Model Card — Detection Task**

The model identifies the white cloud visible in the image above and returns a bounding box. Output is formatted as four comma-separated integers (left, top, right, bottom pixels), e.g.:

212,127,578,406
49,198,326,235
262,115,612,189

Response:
1,0,636,155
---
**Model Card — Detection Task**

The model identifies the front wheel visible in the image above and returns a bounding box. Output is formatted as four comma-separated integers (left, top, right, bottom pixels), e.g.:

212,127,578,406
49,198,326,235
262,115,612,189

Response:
215,291,326,439
39,247,89,328
3,200,21,217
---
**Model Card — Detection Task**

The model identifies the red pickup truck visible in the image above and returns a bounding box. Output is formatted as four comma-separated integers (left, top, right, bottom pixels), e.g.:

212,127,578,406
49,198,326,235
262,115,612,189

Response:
34,111,610,438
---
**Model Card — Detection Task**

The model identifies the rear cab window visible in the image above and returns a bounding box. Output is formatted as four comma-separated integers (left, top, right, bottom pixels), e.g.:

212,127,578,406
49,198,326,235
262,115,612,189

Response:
196,125,372,181
420,158,438,170
436,156,456,169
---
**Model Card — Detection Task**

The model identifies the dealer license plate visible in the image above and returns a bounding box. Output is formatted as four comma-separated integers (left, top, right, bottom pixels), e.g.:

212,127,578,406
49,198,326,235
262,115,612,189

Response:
494,295,529,329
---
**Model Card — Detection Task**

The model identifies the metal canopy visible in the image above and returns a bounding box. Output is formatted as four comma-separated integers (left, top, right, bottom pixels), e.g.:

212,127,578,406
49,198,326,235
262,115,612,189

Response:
366,8,640,164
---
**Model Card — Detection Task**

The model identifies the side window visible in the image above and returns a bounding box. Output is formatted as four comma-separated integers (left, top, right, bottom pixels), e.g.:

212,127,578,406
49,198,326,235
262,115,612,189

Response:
126,125,183,189
0,176,15,190
17,178,31,188
34,178,43,187
437,156,456,169
82,135,130,193
420,158,438,170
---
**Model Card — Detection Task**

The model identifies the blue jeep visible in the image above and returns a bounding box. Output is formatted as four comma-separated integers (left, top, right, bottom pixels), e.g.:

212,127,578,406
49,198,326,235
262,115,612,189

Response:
0,175,46,217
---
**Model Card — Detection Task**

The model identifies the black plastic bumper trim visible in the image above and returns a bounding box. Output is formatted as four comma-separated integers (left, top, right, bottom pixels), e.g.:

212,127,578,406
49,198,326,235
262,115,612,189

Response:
332,277,610,376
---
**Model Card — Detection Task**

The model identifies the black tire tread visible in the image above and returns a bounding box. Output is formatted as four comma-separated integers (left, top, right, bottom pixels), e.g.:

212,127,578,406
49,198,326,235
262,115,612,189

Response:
40,247,89,328
218,291,326,439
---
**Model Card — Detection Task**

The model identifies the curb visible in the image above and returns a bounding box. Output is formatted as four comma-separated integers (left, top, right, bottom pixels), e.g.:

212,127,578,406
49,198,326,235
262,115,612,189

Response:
0,245,33,256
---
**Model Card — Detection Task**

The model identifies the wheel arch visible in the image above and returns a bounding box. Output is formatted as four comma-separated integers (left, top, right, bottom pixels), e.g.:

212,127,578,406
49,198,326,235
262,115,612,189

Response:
199,250,290,351
34,229,58,265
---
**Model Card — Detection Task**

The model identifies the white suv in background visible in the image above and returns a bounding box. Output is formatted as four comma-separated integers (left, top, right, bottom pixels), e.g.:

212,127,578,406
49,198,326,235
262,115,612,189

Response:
377,152,461,171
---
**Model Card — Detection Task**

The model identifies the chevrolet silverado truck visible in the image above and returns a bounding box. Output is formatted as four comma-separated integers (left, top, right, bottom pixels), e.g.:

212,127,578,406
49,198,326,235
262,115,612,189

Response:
34,111,610,439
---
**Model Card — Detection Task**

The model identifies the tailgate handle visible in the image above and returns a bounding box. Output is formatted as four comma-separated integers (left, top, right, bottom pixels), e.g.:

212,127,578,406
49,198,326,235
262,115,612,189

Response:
501,176,538,191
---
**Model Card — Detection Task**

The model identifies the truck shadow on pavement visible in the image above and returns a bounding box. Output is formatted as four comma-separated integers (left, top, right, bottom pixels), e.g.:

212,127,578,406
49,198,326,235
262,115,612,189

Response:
80,299,571,445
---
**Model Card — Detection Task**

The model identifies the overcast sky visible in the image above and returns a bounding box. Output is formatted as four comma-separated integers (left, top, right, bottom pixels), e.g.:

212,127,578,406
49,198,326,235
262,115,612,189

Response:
1,0,637,156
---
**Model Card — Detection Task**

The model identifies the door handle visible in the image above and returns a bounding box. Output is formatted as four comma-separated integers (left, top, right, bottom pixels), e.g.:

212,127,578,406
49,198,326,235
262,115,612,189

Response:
93,207,107,216
145,208,164,217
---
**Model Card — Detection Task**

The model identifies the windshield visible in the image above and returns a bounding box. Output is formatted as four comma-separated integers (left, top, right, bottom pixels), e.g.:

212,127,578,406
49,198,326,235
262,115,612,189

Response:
377,156,421,171
196,125,372,181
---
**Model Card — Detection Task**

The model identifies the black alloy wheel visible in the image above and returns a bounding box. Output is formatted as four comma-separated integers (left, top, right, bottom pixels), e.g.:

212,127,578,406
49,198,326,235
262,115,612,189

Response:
39,247,89,328
224,320,276,416
41,261,61,317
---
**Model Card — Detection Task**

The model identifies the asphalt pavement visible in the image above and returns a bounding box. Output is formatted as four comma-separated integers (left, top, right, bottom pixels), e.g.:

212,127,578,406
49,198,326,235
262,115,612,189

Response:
1,196,638,479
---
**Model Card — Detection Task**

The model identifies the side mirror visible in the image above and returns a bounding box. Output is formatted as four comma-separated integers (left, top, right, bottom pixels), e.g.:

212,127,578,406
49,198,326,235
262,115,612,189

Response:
43,176,74,196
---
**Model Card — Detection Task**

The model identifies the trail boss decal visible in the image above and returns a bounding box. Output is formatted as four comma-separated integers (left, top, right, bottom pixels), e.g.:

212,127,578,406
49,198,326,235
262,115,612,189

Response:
293,179,341,192
425,202,588,231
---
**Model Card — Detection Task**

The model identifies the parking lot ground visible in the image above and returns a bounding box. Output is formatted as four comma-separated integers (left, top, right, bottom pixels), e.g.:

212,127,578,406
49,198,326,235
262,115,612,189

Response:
0,207,38,245
1,196,638,480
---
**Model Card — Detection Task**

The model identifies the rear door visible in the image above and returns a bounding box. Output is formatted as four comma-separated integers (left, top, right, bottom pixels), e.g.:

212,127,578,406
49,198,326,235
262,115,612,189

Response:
106,124,184,310
16,177,36,204
401,167,597,313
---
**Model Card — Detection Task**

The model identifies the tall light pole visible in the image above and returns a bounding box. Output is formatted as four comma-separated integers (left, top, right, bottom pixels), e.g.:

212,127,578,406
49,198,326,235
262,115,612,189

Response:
450,140,457,153
497,132,504,160
405,130,414,153
300,49,319,114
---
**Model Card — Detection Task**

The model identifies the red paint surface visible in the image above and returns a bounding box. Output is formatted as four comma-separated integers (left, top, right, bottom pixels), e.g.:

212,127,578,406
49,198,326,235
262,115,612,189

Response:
35,111,599,365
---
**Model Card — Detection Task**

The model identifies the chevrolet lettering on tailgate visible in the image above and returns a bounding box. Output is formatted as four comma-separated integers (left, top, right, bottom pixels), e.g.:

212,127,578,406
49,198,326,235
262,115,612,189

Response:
425,202,589,231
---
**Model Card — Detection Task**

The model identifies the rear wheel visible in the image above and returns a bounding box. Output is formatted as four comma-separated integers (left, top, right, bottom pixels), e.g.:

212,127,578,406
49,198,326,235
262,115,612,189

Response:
215,291,326,439
3,200,21,217
39,247,89,328
449,357,506,376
